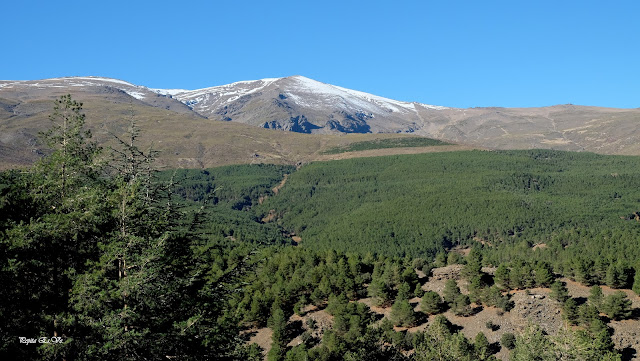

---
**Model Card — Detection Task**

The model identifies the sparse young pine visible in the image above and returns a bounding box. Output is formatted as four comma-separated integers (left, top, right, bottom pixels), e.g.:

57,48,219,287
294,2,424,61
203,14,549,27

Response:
534,262,554,287
588,285,604,309
451,293,473,316
601,291,633,321
420,290,443,315
474,332,490,359
390,297,417,327
550,281,570,303
494,264,510,289
563,298,579,325
443,279,461,305
501,332,517,350
633,266,640,295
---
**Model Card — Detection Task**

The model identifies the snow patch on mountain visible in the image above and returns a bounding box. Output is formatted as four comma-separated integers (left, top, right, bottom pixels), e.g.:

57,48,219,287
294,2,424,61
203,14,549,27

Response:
174,78,278,105
126,91,146,100
287,76,447,113
1,77,154,101
150,88,190,96
55,77,137,87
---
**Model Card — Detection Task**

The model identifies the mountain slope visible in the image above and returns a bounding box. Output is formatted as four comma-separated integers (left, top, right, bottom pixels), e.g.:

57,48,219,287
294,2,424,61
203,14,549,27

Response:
1,75,640,171
158,75,640,156
0,77,460,170
167,75,446,134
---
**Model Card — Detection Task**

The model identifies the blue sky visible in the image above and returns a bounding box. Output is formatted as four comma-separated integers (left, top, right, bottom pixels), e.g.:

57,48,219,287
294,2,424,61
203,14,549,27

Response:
2,1,638,108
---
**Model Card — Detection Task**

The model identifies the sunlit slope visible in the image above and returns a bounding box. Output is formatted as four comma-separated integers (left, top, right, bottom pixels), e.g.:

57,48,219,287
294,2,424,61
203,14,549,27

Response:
0,93,457,170
259,150,640,258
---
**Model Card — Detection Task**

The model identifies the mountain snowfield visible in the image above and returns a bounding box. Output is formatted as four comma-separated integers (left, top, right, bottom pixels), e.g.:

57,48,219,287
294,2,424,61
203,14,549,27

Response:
163,75,448,113
0,75,448,134
1,75,445,113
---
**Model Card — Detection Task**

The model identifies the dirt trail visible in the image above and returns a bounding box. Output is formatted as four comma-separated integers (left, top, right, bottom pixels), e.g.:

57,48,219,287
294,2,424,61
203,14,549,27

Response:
272,173,289,195
260,173,290,223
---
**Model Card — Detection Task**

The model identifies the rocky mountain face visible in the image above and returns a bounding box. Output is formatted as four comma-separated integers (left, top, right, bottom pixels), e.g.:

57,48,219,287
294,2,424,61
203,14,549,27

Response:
161,75,640,155
1,75,639,169
162,75,447,134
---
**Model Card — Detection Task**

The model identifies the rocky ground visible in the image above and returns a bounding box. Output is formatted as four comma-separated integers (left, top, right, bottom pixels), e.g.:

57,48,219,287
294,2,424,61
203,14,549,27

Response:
245,265,640,360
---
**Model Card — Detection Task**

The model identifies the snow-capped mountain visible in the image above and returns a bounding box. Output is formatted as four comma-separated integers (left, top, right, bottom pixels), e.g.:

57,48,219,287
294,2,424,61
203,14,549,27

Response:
0,76,196,116
2,75,640,159
0,76,149,99
0,75,448,134
154,75,449,134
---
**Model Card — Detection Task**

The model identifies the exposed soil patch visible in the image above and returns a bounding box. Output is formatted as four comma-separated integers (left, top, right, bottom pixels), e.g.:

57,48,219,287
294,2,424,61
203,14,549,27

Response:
272,173,289,195
261,209,277,223
243,327,272,355
245,305,334,357
452,246,471,257
532,243,548,250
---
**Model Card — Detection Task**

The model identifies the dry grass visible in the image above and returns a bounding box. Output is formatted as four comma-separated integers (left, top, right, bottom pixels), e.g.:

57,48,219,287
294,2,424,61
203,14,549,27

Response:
0,96,477,170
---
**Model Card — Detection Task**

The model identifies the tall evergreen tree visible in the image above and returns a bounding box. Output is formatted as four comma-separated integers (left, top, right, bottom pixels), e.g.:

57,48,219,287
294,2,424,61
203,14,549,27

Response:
0,95,109,360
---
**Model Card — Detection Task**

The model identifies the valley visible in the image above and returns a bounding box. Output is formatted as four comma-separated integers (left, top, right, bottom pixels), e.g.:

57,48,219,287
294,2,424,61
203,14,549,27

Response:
1,90,640,361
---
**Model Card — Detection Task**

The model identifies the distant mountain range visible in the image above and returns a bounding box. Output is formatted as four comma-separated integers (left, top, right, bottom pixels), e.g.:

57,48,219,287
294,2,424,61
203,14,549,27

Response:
1,75,639,169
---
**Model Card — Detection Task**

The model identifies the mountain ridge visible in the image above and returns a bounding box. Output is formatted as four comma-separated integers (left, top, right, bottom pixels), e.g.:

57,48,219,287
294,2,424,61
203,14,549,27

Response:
1,75,640,170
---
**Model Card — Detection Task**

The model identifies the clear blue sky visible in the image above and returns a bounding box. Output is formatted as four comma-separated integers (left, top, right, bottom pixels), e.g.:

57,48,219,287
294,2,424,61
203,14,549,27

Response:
3,1,639,108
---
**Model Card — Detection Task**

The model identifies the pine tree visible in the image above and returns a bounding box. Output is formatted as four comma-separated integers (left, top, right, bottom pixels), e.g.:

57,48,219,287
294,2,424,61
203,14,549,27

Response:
550,281,570,303
67,114,250,359
501,332,516,350
534,262,553,287
474,332,490,360
269,306,288,345
605,262,631,289
563,298,579,325
511,324,554,361
390,297,417,327
367,274,393,307
443,279,461,306
632,266,640,295
601,291,633,321
420,291,443,315
462,249,482,279
577,304,600,327
588,285,604,309
494,264,510,290
1,95,109,360
451,294,473,317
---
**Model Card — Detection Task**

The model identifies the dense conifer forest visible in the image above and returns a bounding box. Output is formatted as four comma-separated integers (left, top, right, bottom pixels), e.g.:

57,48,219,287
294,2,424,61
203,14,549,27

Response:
1,96,639,360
